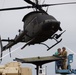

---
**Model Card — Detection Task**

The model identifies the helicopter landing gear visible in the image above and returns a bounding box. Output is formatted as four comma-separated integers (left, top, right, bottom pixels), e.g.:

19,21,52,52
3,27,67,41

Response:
40,43,49,49
47,38,62,51
47,30,66,51
40,31,65,51
40,38,62,51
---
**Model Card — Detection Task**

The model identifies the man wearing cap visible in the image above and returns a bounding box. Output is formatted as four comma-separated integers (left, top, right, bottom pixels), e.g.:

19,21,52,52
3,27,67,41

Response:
61,47,67,69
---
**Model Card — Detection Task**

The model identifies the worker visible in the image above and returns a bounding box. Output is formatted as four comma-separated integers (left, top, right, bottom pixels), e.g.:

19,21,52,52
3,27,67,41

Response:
54,48,62,69
61,47,67,69
54,48,61,56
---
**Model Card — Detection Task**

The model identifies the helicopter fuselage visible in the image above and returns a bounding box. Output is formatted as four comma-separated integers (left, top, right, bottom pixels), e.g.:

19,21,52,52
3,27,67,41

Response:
22,11,61,44
1,11,62,52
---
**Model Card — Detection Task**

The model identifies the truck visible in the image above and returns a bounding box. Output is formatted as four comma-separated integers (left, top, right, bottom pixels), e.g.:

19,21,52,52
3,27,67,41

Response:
0,62,32,75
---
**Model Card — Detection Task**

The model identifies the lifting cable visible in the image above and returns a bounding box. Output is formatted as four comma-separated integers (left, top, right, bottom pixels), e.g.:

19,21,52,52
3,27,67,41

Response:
0,45,24,59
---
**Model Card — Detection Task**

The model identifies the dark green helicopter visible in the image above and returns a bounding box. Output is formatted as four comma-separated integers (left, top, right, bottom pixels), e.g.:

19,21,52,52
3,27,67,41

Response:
0,0,76,58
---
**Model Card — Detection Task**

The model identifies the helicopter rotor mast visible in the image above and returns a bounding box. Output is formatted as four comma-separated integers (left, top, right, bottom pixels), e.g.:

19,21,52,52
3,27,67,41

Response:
24,0,44,12
35,0,38,5
35,0,38,11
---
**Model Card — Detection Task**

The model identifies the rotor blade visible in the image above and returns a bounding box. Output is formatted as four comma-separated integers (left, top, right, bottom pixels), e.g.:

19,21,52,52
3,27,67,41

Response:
24,0,35,5
41,2,76,7
0,6,32,11
1,2,76,11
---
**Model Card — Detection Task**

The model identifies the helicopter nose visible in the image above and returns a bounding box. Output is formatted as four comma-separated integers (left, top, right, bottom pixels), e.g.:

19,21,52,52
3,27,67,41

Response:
42,21,61,31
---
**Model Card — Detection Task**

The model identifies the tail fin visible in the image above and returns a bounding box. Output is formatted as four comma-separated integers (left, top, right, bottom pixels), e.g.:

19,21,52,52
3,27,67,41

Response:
0,36,3,62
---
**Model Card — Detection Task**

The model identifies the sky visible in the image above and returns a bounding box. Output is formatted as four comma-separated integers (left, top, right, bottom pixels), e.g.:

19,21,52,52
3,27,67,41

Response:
0,0,76,75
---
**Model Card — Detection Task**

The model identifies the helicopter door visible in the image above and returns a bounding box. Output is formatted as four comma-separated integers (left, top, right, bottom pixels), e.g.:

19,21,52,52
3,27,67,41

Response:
33,17,40,34
25,17,39,37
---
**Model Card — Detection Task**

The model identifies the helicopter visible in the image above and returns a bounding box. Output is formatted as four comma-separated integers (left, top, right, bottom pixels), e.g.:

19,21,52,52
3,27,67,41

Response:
0,0,76,59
